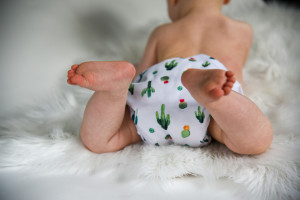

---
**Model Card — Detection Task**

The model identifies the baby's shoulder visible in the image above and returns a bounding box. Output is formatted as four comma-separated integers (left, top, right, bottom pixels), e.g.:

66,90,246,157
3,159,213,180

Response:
223,17,253,47
237,21,253,38
228,18,253,39
151,23,173,36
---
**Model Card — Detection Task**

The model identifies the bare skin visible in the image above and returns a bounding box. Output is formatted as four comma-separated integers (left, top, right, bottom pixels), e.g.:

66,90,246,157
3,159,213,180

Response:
68,0,273,154
68,61,140,153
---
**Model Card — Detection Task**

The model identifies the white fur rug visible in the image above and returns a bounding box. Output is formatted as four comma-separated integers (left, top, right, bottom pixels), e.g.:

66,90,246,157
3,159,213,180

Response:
0,0,300,200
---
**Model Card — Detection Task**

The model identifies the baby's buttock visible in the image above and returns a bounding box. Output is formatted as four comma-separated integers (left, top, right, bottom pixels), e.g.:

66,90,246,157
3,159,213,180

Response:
127,54,243,147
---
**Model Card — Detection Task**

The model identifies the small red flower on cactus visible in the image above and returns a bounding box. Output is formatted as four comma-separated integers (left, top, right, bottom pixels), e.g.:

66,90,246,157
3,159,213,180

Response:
160,76,169,84
180,99,185,103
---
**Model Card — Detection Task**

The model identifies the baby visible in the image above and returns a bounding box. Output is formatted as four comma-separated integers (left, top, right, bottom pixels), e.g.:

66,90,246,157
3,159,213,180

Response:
67,0,273,155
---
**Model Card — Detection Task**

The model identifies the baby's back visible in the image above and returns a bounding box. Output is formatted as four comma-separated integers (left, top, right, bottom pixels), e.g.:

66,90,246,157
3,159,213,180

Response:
155,14,253,78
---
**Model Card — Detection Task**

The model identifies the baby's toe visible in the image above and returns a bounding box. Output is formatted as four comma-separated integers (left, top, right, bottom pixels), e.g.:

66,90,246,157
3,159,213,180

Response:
70,74,86,86
67,79,76,85
224,82,234,88
225,71,234,77
71,64,79,71
223,87,232,95
68,70,75,78
227,76,236,83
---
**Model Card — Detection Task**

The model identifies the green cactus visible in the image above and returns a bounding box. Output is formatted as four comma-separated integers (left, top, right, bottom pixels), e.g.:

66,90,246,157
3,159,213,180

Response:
156,104,170,130
131,109,138,125
141,81,155,98
160,76,170,84
165,134,172,140
200,138,209,143
165,60,178,70
181,130,190,138
149,128,155,133
128,83,134,95
160,76,169,81
181,125,191,138
202,61,211,67
200,131,210,143
137,70,147,82
195,106,205,123
179,99,187,109
179,102,187,109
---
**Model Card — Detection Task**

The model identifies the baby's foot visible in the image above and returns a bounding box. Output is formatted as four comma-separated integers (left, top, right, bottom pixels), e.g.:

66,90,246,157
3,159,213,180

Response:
67,61,136,93
181,69,236,105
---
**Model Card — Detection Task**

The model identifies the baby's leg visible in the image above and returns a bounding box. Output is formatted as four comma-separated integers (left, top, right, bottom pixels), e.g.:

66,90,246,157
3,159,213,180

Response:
68,61,141,153
181,69,273,155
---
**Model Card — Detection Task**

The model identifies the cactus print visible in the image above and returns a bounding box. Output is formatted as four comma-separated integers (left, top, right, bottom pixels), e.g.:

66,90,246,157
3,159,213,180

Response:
195,106,205,123
141,81,155,98
165,60,178,70
200,131,211,144
179,99,188,109
202,61,211,67
181,125,191,138
156,104,171,130
126,54,244,147
131,109,138,125
128,83,134,95
165,134,172,140
149,128,155,133
160,76,170,84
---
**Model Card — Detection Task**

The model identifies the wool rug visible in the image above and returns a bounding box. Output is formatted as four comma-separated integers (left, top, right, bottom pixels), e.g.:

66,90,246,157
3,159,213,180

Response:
0,0,299,200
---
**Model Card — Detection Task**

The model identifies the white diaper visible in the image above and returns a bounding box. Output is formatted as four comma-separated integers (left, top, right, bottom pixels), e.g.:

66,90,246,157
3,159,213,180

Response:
127,54,243,147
